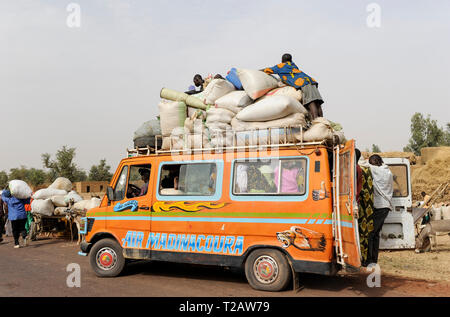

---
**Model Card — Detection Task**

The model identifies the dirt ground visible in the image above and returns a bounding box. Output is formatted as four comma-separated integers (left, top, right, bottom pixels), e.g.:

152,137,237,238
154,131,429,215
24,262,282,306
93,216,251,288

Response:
1,235,450,298
378,234,450,283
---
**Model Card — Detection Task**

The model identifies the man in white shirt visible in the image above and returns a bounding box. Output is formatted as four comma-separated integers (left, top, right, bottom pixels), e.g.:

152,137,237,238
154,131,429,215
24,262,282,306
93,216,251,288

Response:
367,154,393,265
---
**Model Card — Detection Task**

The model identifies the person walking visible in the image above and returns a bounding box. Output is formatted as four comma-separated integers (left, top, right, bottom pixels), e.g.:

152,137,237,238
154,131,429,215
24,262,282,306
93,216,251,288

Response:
0,194,6,243
367,154,393,265
1,186,31,248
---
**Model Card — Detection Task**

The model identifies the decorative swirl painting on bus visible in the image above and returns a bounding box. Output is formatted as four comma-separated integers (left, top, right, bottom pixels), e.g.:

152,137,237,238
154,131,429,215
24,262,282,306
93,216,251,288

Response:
151,201,226,213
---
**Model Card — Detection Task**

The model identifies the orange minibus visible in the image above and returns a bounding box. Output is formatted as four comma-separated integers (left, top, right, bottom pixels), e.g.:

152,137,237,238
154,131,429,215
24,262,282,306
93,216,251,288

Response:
79,138,360,291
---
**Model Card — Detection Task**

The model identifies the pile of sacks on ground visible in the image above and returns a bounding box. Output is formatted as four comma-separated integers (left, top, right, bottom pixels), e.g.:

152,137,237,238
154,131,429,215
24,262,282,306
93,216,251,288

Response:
429,202,450,221
133,68,345,150
12,177,102,216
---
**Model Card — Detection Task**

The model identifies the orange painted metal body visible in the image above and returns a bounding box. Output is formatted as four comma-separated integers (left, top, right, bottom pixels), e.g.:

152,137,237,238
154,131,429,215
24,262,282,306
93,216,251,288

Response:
83,142,359,274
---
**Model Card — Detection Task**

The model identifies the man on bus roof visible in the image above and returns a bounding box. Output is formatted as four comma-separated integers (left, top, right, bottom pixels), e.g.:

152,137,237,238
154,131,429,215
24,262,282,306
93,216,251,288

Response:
263,53,324,120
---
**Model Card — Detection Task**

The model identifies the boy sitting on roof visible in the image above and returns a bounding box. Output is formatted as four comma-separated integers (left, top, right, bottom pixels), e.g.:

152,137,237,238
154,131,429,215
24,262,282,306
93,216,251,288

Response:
185,74,224,95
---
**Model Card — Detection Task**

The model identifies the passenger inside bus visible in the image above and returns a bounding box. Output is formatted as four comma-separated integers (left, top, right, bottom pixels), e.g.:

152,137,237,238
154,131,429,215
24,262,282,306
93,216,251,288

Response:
138,168,150,196
161,165,180,189
234,162,277,194
160,165,183,195
234,159,306,195
208,165,217,194
274,160,305,194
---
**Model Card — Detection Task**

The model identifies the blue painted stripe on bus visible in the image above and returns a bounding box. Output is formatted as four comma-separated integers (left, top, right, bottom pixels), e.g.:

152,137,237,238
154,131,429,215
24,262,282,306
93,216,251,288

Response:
151,217,311,224
322,219,354,228
90,216,353,227
93,216,309,224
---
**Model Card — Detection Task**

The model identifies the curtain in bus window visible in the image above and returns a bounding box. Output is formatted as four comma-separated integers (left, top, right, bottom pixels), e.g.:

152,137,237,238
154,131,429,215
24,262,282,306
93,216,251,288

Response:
275,159,306,194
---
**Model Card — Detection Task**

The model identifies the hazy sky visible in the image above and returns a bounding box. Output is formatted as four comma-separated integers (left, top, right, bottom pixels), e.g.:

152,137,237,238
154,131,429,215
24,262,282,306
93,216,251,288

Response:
1,0,449,174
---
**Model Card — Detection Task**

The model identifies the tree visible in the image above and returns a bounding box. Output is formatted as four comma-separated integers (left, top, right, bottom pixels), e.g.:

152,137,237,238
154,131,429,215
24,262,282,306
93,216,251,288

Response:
42,146,87,182
26,168,48,188
371,144,381,153
8,166,48,188
0,171,8,189
444,123,450,145
89,159,113,181
8,166,29,181
403,113,450,155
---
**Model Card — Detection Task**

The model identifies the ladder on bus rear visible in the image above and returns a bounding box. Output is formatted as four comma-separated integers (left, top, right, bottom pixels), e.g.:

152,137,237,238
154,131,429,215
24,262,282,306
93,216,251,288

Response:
332,145,346,267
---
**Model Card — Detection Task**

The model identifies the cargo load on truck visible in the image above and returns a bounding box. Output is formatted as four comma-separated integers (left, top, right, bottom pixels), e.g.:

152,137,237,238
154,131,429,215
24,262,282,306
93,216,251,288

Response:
30,177,101,216
131,67,346,153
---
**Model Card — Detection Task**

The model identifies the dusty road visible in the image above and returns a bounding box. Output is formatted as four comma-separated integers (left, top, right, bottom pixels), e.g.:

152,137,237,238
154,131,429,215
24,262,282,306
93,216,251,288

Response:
0,236,449,298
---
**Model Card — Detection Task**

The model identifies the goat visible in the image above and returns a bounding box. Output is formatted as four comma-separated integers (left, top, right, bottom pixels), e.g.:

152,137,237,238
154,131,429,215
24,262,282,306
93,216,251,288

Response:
66,209,87,245
66,199,87,244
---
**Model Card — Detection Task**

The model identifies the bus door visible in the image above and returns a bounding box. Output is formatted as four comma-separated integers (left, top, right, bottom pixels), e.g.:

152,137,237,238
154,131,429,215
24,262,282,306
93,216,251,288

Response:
333,140,361,270
105,163,153,256
380,158,415,249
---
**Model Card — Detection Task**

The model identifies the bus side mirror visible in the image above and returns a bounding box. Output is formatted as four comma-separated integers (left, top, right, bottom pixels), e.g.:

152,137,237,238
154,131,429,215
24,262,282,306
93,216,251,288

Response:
106,186,115,201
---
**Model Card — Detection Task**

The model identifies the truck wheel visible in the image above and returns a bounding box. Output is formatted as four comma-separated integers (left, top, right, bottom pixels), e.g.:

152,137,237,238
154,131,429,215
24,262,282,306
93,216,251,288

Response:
89,238,125,277
245,248,292,292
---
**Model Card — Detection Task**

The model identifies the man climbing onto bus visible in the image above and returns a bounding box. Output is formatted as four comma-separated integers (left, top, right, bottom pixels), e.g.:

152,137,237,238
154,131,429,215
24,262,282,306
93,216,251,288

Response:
263,53,324,120
367,154,393,266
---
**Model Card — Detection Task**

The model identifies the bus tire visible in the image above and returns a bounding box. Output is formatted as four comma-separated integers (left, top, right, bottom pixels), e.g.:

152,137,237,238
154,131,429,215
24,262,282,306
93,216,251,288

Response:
245,248,292,292
89,238,125,277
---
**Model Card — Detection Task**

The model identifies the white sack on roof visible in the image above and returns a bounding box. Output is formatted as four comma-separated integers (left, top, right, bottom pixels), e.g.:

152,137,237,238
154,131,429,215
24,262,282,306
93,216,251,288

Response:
214,91,252,113
236,95,307,122
202,79,235,105
158,100,187,136
237,69,278,100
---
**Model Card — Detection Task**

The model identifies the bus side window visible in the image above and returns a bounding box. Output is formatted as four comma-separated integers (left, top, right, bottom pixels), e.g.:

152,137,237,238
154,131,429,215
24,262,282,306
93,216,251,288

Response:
233,158,307,195
159,163,217,196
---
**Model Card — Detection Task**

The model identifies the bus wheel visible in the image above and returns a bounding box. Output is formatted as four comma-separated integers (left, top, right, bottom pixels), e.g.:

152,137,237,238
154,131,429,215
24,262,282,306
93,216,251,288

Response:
245,248,292,292
89,238,125,277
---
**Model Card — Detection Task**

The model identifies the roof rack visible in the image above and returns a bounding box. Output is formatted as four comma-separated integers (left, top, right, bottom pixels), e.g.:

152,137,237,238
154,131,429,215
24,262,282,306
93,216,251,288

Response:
127,126,335,158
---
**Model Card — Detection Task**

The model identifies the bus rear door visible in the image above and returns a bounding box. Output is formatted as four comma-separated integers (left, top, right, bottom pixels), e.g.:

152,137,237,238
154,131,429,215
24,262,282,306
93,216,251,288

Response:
333,140,361,270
